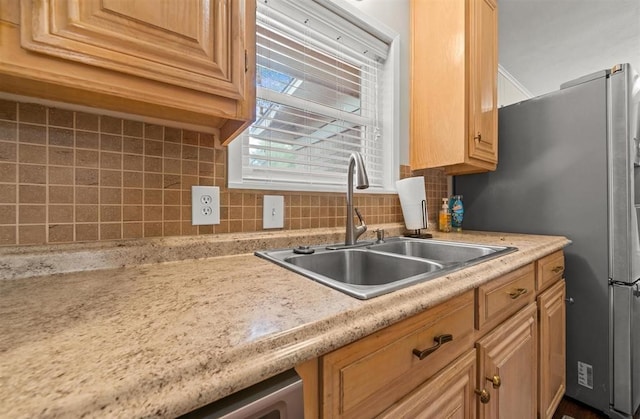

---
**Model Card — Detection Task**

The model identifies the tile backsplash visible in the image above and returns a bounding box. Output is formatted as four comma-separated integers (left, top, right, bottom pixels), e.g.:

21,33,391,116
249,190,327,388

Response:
0,99,447,245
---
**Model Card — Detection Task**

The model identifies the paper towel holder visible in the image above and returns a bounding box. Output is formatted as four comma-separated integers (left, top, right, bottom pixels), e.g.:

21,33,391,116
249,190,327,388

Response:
403,199,432,239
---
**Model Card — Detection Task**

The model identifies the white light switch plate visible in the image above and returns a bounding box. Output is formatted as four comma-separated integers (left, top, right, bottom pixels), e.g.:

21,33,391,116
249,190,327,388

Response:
191,186,220,225
263,195,284,229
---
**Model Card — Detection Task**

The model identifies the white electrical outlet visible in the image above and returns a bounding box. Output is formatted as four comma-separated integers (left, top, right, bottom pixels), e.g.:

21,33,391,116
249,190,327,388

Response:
191,186,220,225
263,195,284,229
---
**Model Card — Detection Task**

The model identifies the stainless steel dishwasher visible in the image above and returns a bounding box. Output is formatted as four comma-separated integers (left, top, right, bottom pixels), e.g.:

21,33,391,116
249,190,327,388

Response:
179,369,303,419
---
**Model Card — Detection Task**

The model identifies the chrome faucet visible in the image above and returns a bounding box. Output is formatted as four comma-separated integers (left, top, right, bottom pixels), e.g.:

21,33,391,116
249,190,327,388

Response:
345,152,369,245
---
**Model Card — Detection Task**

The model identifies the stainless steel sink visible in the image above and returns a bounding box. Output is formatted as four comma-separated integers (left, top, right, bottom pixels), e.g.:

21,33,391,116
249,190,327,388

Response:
366,238,503,263
255,237,517,299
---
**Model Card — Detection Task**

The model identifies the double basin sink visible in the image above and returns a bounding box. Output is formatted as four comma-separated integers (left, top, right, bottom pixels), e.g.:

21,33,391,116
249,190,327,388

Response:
256,237,517,299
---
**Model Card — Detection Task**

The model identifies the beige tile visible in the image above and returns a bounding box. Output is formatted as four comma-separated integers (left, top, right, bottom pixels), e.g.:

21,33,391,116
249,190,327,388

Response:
181,160,198,175
18,164,46,184
164,158,181,174
19,185,45,204
76,223,98,241
100,170,121,187
183,130,198,145
19,103,46,124
0,204,16,224
123,222,143,238
76,187,98,204
163,190,180,205
123,120,143,137
143,222,162,237
100,152,122,170
242,206,255,220
49,205,73,223
123,206,142,222
0,99,17,121
164,142,181,159
144,173,162,189
144,139,163,157
0,162,16,183
76,131,99,149
76,168,99,186
76,205,98,222
199,162,214,177
198,177,213,186
144,189,162,205
100,116,122,134
100,134,122,152
18,224,46,244
181,221,198,236
75,112,99,132
144,156,162,172
48,127,74,147
182,145,198,160
0,121,17,142
0,184,16,203
123,154,143,171
0,141,17,163
49,186,73,204
18,144,46,164
200,133,215,148
100,205,121,222
19,204,46,224
144,124,163,140
19,123,46,145
163,221,181,236
0,225,17,245
123,171,143,188
199,147,214,162
75,149,99,168
49,108,74,128
49,147,74,166
100,188,121,205
100,223,121,240
242,219,256,232
123,188,142,205
144,205,162,221
49,224,74,243
123,137,143,155
163,174,181,189
48,166,74,185
165,127,182,143
163,205,180,221
198,224,213,234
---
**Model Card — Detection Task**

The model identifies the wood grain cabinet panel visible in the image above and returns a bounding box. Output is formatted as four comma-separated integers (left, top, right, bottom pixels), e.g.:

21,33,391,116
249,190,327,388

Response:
1,0,256,143
410,0,498,175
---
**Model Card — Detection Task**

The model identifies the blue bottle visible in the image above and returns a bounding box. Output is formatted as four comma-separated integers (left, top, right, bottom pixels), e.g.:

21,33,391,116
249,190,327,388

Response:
449,195,464,232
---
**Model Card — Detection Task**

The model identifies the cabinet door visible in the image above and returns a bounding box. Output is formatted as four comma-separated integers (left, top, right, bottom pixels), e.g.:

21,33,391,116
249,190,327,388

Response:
378,350,477,419
538,280,566,419
468,0,498,166
476,303,537,419
20,0,245,97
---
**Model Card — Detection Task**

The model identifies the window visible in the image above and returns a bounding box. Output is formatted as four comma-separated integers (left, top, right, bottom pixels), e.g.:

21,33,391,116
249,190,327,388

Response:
228,0,399,192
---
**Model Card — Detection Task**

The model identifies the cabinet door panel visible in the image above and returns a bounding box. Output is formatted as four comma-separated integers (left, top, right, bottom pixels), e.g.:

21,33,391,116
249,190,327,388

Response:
21,0,243,97
477,303,537,419
538,280,566,419
468,0,497,165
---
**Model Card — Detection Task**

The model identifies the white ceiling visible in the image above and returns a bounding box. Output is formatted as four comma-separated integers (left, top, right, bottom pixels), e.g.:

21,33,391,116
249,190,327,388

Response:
499,0,640,97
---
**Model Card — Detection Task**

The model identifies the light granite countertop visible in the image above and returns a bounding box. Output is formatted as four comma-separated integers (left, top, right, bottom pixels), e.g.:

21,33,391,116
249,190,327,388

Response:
0,226,570,418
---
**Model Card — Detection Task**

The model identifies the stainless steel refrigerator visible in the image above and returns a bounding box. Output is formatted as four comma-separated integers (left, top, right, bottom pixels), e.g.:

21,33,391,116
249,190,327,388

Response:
454,63,640,419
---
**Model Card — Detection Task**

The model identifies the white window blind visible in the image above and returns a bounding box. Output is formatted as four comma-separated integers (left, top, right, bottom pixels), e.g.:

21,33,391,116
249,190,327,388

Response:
229,0,393,192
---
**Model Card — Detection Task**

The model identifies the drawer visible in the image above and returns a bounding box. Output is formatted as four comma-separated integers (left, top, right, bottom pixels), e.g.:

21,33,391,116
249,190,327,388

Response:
476,263,535,331
536,250,565,292
321,291,475,419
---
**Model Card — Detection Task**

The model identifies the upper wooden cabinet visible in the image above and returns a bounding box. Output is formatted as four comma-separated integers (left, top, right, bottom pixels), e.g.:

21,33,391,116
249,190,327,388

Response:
0,0,256,144
410,0,498,175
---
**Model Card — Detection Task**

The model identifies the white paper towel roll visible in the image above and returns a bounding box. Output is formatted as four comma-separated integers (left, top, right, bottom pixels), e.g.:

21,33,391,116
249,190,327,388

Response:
395,176,427,230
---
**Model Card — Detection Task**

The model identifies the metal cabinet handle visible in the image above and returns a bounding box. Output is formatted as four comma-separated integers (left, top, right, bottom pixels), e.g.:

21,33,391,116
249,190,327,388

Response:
508,287,528,299
475,388,491,404
551,265,564,274
412,334,453,360
474,133,482,143
486,375,501,388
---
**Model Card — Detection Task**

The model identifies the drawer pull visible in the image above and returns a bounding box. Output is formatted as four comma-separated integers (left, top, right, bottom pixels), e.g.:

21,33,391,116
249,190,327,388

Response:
551,265,564,274
486,374,501,388
508,287,528,299
475,388,491,404
412,334,453,360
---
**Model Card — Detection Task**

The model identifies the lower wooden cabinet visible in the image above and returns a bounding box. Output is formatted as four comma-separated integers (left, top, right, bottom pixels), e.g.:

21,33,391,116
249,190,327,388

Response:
298,251,566,419
379,349,477,419
476,303,538,419
537,280,566,419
